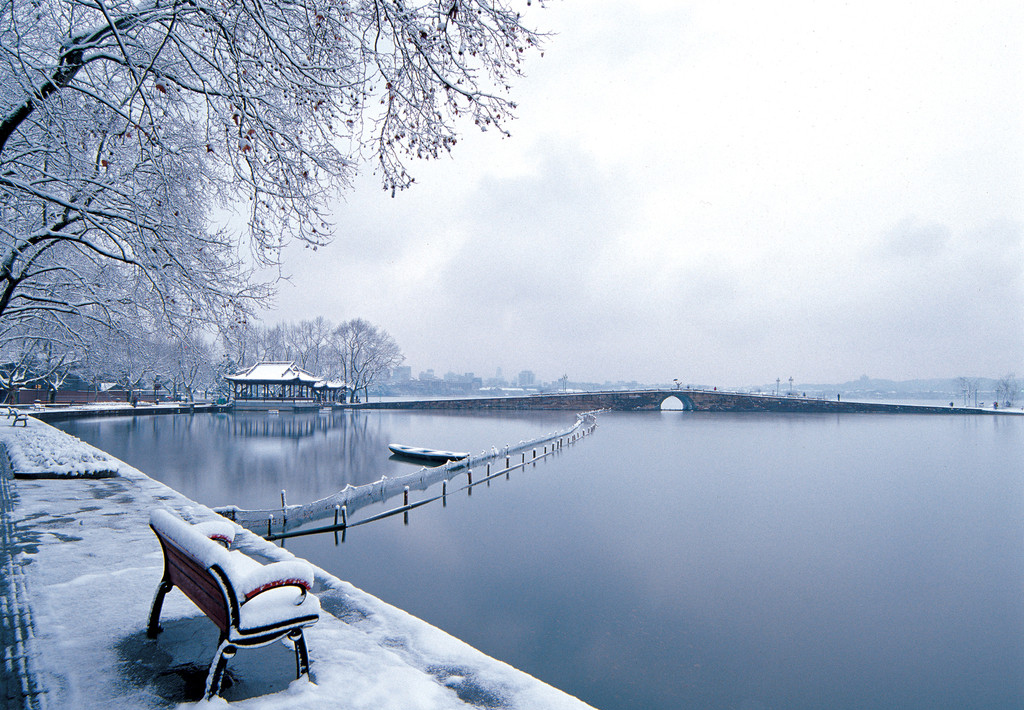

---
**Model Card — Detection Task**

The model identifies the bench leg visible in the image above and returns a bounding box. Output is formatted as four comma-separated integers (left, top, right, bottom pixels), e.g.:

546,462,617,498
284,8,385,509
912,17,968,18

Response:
289,629,310,679
204,639,236,700
147,579,173,638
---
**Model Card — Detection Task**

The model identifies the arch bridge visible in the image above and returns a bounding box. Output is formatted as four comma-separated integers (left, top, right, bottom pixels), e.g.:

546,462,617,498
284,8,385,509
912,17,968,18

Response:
352,389,982,414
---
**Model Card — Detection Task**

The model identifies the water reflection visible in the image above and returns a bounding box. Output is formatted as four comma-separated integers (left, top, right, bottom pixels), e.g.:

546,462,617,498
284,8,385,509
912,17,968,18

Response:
57,409,573,511
287,412,1024,710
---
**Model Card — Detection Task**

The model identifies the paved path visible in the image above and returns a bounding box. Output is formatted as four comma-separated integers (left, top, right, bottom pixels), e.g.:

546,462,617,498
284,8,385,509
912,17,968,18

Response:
1,464,46,709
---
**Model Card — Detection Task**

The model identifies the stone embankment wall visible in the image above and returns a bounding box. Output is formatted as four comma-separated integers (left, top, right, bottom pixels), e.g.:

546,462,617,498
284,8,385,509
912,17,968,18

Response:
346,389,1005,414
28,403,227,423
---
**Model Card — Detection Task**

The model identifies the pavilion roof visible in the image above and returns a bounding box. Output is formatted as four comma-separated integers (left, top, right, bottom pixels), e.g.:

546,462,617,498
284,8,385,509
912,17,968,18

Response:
314,380,348,390
224,361,321,385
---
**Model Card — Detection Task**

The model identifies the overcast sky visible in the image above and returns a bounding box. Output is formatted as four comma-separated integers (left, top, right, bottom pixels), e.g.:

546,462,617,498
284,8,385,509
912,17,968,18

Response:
262,1,1023,387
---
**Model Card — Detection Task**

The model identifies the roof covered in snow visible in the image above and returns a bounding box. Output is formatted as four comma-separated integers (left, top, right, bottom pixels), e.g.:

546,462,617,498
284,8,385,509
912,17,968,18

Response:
225,361,321,385
314,380,347,390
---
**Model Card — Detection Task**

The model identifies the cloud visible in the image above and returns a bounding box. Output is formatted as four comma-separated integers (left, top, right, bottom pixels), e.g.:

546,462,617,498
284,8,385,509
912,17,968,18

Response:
263,1,1024,386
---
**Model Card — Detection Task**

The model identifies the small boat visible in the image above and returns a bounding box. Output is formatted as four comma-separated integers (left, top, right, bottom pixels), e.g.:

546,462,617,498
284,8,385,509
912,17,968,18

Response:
388,444,469,464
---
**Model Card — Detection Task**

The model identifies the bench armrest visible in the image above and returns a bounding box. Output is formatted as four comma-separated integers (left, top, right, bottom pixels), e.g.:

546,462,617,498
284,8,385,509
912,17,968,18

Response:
192,520,236,546
236,561,314,604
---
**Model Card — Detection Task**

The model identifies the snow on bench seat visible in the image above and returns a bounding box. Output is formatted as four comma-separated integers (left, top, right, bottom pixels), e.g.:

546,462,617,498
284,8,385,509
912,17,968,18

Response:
147,508,320,699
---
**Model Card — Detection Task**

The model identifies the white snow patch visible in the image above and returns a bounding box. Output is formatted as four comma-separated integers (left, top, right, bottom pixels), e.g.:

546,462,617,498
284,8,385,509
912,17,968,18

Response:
0,415,125,476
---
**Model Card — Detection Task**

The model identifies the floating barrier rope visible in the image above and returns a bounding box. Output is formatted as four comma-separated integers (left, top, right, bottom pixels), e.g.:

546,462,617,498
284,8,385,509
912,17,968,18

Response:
216,411,603,539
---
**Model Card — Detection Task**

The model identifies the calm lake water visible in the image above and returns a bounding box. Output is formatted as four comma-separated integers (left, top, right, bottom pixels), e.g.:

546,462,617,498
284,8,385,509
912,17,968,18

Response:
58,410,1024,710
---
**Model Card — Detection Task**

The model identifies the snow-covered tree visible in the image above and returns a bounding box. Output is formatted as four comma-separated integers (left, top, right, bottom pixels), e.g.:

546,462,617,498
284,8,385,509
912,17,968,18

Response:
995,373,1018,407
154,329,216,402
288,317,333,374
0,0,543,343
327,318,403,402
220,319,288,368
220,320,261,372
81,321,158,400
957,376,980,407
0,314,89,401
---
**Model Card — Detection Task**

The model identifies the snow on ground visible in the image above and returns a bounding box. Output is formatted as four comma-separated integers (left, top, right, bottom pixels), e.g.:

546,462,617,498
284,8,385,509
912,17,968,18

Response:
0,415,126,477
2,416,592,709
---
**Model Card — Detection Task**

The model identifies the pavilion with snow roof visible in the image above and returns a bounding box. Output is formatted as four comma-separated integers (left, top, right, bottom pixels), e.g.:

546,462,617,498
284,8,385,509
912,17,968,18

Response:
224,361,347,410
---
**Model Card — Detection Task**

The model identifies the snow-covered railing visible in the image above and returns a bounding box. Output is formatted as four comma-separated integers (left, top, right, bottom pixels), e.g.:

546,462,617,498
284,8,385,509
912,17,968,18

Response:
216,411,603,538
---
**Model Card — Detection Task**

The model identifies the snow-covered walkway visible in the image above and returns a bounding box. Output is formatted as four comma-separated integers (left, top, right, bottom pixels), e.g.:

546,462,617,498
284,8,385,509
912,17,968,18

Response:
0,417,593,709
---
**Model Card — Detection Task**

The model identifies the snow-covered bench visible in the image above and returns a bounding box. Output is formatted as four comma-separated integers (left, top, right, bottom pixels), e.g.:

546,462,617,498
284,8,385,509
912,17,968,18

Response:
3,406,27,426
147,509,321,699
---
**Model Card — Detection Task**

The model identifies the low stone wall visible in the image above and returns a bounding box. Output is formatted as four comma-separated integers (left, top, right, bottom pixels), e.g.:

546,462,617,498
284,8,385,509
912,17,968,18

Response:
28,403,227,423
342,389,1007,414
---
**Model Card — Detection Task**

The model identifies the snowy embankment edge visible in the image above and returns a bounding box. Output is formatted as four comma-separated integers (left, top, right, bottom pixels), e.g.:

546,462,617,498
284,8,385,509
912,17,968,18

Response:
0,416,594,709
0,415,125,477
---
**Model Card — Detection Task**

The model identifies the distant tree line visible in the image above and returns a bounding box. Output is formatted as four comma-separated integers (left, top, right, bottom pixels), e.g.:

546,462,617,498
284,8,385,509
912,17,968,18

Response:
958,374,1018,408
0,322,219,404
0,316,403,405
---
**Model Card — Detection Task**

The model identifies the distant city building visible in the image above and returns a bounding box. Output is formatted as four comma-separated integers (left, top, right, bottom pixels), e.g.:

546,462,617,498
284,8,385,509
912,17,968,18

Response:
391,366,412,382
443,372,482,389
383,368,480,396
485,367,507,388
517,370,536,387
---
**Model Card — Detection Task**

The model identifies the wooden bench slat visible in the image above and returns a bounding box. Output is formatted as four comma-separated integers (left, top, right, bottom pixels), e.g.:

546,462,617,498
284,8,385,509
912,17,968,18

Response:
161,538,231,632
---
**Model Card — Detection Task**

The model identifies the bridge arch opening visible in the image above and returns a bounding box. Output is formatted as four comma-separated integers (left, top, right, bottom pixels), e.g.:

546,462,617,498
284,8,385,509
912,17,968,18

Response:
659,395,693,411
